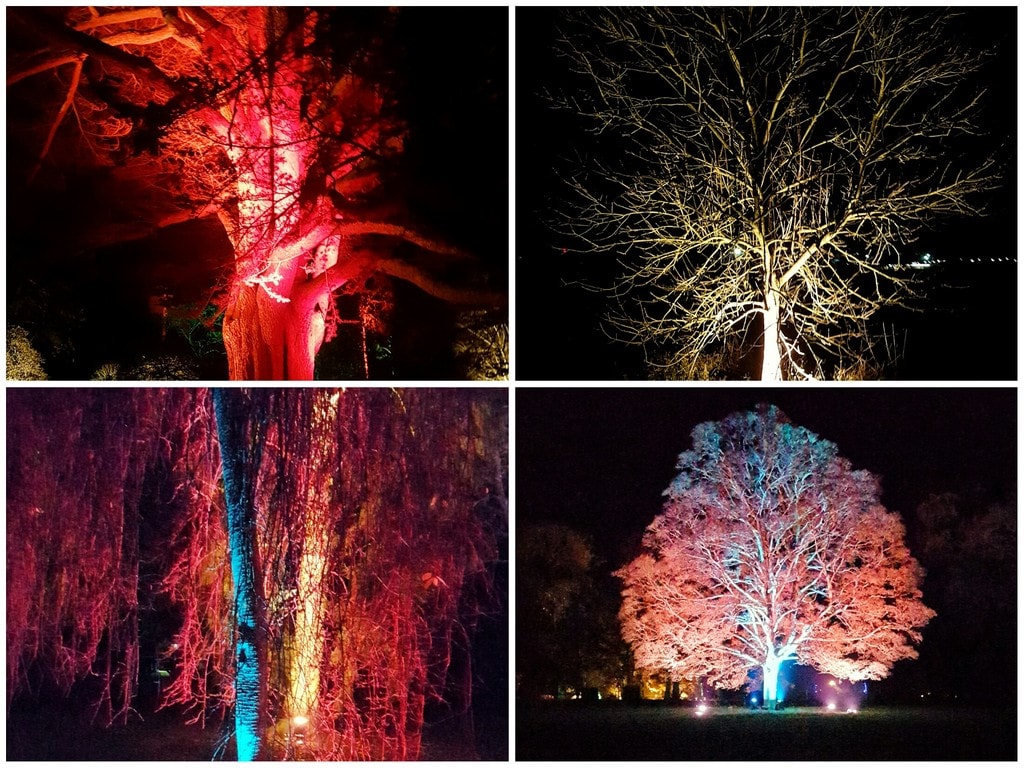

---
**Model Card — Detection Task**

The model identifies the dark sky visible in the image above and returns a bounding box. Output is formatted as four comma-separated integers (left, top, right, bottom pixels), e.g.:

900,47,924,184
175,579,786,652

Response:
516,387,1017,565
514,7,1017,381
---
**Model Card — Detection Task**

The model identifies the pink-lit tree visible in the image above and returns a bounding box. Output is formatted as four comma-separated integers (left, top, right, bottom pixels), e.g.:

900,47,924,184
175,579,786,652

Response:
7,388,507,760
7,7,505,379
616,405,934,709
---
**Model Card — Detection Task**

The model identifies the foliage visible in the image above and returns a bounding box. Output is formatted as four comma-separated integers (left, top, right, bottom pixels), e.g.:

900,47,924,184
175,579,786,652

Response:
454,310,509,381
6,325,48,380
167,302,225,360
616,405,934,702
126,355,200,380
550,7,1002,380
91,362,121,380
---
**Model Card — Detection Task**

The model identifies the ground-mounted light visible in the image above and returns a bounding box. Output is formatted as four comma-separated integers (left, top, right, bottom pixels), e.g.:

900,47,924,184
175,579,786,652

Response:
696,703,709,716
826,701,836,711
290,714,309,747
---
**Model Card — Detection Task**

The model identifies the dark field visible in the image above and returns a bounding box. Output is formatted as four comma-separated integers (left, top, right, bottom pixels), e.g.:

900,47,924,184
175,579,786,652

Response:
6,701,507,761
516,703,1016,761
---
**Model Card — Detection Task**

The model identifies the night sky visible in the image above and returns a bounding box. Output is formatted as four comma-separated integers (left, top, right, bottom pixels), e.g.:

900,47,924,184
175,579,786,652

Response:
514,7,1017,381
516,387,1016,565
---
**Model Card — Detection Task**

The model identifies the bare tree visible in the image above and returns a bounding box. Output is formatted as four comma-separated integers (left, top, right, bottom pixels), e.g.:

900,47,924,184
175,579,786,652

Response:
550,8,1001,379
7,7,505,380
616,405,935,709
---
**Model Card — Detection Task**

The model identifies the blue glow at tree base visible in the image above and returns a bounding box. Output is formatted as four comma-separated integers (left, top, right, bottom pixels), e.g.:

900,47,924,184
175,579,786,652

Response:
763,659,780,709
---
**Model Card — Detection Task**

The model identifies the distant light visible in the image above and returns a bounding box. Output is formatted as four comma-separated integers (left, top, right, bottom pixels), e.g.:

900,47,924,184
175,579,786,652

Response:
826,702,836,711
733,246,743,257
846,708,859,714
292,715,309,727
696,703,708,716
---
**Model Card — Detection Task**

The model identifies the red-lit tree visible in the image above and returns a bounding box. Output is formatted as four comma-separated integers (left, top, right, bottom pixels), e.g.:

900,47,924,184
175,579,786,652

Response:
616,405,934,709
6,388,507,760
5,388,209,725
7,7,505,379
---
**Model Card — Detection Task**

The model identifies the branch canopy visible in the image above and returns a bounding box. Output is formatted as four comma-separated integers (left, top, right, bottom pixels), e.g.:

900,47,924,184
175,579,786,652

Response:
616,404,934,688
551,7,1003,378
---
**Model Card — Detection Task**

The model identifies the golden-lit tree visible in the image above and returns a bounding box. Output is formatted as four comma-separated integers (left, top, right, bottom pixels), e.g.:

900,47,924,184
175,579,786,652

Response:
550,7,1002,380
7,7,505,379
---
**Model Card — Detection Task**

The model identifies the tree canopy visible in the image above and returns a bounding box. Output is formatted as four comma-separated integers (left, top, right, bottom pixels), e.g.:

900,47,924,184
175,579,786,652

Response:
548,7,1004,380
616,405,934,707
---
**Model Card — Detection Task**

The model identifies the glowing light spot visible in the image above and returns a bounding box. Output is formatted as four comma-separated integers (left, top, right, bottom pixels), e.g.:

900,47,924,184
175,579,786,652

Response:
826,702,836,711
292,715,309,727
696,703,708,716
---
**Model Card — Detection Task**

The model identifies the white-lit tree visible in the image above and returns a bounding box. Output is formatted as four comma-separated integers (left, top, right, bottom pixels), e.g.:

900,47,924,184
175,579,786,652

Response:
616,405,934,708
550,7,1002,379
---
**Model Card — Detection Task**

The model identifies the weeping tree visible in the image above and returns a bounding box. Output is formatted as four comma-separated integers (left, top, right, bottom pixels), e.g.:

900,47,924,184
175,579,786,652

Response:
548,7,1002,380
7,7,506,380
6,388,508,760
5,389,202,725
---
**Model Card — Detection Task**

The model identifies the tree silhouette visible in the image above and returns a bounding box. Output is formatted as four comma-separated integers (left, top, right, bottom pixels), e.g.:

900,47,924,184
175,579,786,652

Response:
7,7,506,379
616,405,934,709
548,7,1002,380
6,388,507,759
516,523,627,699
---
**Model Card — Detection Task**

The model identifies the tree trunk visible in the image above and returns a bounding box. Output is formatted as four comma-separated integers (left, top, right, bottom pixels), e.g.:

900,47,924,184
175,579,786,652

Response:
212,389,268,760
761,655,781,711
223,285,325,380
760,286,784,381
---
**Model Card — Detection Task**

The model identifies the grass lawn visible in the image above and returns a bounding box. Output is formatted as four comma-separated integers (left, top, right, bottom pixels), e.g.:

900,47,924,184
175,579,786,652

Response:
515,703,1016,761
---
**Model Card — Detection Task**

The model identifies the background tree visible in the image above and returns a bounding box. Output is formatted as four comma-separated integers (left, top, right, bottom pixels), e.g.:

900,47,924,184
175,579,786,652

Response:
911,491,1016,704
550,7,1001,380
7,7,506,380
516,523,628,700
616,405,934,709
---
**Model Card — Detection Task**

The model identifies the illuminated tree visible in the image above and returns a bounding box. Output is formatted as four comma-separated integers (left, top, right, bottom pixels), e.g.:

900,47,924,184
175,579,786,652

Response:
616,405,934,709
549,7,1002,380
6,389,205,724
6,389,507,759
6,326,48,380
7,7,505,380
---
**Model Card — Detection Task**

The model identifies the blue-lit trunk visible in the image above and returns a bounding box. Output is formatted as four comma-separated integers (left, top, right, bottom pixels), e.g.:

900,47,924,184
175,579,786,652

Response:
213,389,267,761
762,655,781,711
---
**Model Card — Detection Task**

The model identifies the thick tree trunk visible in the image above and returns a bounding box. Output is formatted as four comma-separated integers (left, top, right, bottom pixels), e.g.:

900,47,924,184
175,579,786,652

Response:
760,287,784,381
212,389,268,760
761,656,781,711
223,285,325,380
